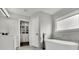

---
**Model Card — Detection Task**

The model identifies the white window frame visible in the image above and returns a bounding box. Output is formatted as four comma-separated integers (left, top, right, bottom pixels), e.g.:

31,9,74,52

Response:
55,14,79,32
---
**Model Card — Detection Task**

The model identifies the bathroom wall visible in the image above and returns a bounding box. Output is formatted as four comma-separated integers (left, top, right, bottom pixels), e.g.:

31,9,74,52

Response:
53,9,79,43
31,11,53,39
0,13,28,49
10,14,29,48
39,12,53,39
30,11,55,45
0,16,19,49
53,8,79,20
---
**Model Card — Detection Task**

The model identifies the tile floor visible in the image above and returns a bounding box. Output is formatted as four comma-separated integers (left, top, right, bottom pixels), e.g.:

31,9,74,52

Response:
17,46,42,50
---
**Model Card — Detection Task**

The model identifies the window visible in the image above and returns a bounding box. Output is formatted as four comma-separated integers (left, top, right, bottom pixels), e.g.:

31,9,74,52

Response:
56,14,79,31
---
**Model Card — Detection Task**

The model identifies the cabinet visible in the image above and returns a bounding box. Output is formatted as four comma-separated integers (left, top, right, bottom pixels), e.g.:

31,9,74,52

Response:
20,21,29,42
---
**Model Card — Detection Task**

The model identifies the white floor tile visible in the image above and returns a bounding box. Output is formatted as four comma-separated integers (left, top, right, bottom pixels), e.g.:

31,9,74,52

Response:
17,46,42,50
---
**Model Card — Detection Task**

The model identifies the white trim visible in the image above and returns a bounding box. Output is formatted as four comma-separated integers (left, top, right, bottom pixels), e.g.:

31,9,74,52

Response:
20,19,29,22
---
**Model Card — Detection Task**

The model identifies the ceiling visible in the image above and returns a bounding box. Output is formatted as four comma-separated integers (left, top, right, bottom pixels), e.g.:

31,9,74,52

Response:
6,8,62,17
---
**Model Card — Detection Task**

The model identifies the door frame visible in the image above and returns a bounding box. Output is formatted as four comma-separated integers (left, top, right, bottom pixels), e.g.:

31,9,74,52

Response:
19,19,29,47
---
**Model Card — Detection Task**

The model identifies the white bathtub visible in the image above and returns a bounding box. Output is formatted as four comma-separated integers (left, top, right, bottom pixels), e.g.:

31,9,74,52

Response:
45,39,78,50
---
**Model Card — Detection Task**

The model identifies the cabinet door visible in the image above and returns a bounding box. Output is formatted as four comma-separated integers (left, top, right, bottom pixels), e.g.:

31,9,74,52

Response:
0,36,14,50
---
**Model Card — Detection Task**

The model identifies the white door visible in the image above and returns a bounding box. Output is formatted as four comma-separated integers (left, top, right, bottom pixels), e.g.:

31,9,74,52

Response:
29,17,40,47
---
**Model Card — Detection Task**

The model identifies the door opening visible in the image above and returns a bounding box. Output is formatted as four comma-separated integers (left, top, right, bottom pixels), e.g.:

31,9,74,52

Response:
20,21,29,46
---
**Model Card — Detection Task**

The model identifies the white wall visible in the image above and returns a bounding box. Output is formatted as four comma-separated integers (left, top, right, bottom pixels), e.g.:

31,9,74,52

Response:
53,9,79,43
39,12,53,39
0,14,24,49
53,8,79,20
56,14,79,31
33,11,53,39
30,12,53,47
9,14,29,48
0,16,19,49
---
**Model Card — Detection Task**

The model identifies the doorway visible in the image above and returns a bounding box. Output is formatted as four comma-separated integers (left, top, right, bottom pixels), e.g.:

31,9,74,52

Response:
20,21,29,46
